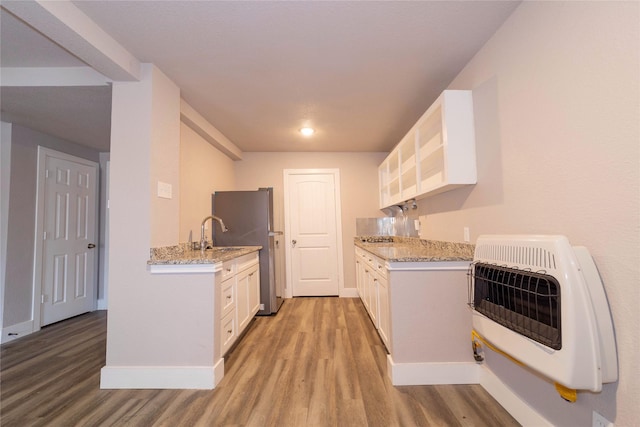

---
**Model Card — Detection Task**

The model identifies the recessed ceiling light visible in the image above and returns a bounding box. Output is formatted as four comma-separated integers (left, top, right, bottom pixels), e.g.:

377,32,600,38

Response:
300,127,315,136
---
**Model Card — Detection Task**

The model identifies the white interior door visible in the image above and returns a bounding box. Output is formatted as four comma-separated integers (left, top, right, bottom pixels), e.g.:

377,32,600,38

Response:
37,148,98,326
284,169,343,297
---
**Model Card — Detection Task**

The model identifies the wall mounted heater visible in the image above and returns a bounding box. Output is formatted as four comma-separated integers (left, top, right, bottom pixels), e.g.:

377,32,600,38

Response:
469,235,617,393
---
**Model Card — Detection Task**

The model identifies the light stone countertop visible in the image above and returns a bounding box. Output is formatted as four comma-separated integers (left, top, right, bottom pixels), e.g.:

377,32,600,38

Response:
354,236,474,262
147,243,261,265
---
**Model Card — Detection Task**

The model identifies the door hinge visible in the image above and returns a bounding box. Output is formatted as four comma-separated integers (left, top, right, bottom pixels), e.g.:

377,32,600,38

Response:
43,231,47,240
45,170,50,179
41,294,47,304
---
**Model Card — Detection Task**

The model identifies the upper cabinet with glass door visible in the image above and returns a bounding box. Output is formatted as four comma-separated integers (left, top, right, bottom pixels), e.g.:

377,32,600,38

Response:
378,90,476,209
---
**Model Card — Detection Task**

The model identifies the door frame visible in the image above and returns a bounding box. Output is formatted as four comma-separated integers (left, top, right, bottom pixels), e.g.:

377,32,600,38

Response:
32,147,99,330
283,168,345,298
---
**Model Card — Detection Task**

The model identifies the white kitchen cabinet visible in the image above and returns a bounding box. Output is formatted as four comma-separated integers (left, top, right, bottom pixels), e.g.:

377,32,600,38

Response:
248,267,260,318
219,308,237,357
367,270,379,327
235,270,249,334
376,269,390,350
236,262,259,332
379,90,476,209
355,244,476,385
216,252,260,358
355,248,365,299
220,276,235,317
399,132,417,201
354,247,390,351
379,149,400,208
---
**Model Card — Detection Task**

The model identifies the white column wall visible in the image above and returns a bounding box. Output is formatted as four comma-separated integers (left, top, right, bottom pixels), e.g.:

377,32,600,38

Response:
102,64,217,388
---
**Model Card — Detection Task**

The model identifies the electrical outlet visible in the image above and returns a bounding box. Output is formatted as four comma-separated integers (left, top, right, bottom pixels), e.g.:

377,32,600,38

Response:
463,227,470,242
593,411,613,427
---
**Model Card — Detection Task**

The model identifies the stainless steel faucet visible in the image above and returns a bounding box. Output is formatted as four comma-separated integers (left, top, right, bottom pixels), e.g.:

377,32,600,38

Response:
200,215,228,250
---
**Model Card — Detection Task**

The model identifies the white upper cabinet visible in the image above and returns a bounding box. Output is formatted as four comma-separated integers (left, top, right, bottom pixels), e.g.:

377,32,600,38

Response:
378,90,476,209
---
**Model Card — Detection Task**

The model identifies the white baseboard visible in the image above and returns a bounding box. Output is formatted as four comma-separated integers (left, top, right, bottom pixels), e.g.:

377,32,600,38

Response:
385,356,549,425
213,357,225,387
478,365,552,427
340,287,359,298
387,355,480,385
97,298,108,310
1,319,34,344
100,361,224,389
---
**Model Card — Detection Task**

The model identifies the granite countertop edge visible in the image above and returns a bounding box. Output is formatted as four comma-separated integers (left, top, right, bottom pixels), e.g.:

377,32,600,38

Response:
354,236,475,262
147,243,262,265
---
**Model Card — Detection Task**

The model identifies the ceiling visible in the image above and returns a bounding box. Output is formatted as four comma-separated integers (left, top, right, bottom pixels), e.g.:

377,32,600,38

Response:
0,1,520,153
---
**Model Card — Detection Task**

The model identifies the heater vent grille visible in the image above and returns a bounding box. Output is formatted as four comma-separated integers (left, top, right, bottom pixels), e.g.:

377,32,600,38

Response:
474,244,557,270
470,262,561,350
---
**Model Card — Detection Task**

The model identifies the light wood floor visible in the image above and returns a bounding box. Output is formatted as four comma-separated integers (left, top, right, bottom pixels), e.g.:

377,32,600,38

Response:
1,297,519,426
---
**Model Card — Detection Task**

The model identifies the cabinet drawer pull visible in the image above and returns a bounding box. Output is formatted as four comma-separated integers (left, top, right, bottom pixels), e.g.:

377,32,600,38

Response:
226,295,232,300
227,329,233,334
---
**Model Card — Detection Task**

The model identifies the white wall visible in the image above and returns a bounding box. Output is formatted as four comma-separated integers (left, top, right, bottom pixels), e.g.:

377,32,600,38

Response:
179,122,236,243
234,152,387,294
413,2,638,425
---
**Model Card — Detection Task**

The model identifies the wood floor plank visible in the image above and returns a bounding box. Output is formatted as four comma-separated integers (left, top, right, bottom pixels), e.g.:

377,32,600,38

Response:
0,297,520,427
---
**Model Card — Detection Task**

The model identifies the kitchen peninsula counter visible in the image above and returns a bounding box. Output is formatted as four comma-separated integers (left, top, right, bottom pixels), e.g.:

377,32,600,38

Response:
354,235,476,386
354,236,474,263
147,243,261,274
148,243,261,265
106,243,264,389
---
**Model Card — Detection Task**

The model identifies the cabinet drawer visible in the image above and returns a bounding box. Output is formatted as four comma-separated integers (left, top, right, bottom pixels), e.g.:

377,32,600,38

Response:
220,278,235,317
236,252,259,273
221,260,236,280
220,309,237,356
364,253,382,270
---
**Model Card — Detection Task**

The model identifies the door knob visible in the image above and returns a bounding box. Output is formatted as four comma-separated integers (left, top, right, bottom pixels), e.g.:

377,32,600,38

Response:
291,239,297,247
87,243,96,249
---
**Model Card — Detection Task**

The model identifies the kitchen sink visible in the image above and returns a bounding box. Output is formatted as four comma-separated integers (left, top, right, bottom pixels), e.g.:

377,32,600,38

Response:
209,246,242,252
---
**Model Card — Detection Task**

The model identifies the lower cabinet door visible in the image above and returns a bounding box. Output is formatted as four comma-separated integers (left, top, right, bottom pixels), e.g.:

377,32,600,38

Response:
236,263,259,332
355,259,363,298
370,274,379,327
247,264,260,315
236,270,250,332
220,309,237,356
377,272,390,351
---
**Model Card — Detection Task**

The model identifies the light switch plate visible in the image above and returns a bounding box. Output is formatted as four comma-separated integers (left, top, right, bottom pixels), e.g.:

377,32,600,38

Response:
157,181,172,199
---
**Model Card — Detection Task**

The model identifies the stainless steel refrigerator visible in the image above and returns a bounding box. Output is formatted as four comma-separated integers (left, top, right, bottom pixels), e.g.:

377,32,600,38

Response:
211,188,283,315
